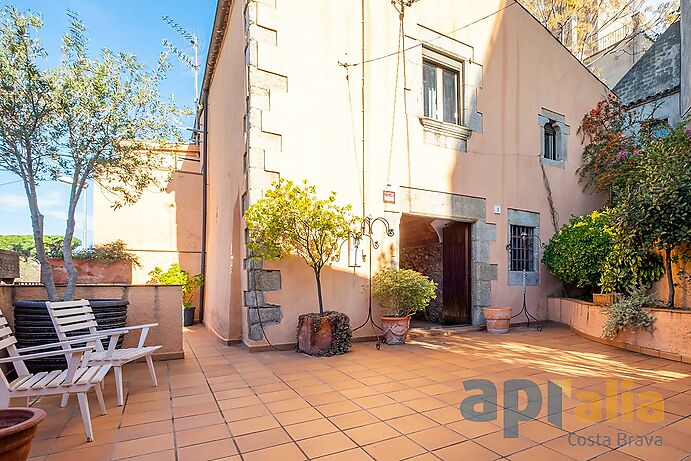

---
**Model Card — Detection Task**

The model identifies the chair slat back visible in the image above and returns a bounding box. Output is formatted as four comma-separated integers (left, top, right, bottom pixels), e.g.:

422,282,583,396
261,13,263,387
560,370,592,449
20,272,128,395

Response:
46,300,103,352
0,312,29,392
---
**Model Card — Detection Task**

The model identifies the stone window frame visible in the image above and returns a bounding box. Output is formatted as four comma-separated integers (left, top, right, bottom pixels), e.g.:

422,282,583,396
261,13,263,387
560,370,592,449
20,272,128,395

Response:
412,26,483,152
507,208,540,286
422,49,464,126
538,108,569,168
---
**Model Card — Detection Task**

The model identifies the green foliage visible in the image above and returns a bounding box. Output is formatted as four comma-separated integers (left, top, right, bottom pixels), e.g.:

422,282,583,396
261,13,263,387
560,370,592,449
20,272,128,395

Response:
244,179,359,315
542,211,614,289
613,121,691,306
147,264,203,308
0,235,81,259
601,287,659,340
301,311,352,357
73,240,140,267
600,242,664,293
371,267,437,317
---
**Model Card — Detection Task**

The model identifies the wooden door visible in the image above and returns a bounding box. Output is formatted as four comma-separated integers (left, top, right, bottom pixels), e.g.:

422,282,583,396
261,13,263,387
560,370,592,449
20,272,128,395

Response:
442,222,471,324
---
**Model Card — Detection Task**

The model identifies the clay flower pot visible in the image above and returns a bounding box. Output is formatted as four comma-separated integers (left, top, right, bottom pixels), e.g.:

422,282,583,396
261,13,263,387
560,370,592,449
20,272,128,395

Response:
483,307,512,334
592,293,616,306
381,316,411,345
297,314,333,355
0,408,47,461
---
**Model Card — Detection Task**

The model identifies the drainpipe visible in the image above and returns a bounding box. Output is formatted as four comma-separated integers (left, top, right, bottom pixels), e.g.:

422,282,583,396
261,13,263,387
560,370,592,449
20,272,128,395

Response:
199,89,209,323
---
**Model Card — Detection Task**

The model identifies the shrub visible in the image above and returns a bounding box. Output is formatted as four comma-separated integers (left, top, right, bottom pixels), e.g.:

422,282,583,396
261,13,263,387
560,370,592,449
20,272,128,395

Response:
542,211,614,290
0,235,81,259
601,287,659,340
73,240,140,267
371,267,437,317
147,263,204,308
299,311,352,356
600,242,664,293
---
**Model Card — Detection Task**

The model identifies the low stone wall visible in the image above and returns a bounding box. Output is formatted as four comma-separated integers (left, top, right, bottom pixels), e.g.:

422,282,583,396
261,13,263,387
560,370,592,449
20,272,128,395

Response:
1,284,183,360
548,297,690,363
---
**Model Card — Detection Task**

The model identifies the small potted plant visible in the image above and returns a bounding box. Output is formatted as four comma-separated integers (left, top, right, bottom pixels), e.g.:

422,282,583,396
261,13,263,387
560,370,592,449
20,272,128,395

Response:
244,179,358,356
147,264,204,327
371,267,437,345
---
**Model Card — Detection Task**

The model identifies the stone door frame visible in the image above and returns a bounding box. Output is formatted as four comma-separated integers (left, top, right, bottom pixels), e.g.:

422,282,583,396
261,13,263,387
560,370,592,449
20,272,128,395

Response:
387,186,497,327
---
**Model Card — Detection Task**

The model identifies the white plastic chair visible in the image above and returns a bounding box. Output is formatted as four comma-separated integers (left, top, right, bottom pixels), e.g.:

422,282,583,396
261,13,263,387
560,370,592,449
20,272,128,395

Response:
0,312,112,442
46,299,161,406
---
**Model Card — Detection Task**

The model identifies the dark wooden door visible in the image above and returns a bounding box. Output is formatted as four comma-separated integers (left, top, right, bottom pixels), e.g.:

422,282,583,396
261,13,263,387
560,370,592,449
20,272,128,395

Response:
442,222,471,324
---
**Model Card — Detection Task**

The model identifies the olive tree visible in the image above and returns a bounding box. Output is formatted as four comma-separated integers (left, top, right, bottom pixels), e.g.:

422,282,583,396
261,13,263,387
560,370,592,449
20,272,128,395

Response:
53,12,185,300
0,8,59,299
0,8,185,301
244,180,359,315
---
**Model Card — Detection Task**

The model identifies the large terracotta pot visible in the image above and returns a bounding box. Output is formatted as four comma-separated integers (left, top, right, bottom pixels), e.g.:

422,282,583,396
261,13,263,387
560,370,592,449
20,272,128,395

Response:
0,408,47,461
593,293,616,306
483,307,512,334
297,314,333,355
381,316,411,345
47,258,132,284
13,299,128,372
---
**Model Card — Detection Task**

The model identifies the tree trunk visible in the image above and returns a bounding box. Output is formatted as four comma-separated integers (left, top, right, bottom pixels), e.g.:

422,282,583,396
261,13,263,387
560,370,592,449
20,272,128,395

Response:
665,247,674,308
314,268,324,316
25,180,58,301
62,183,82,301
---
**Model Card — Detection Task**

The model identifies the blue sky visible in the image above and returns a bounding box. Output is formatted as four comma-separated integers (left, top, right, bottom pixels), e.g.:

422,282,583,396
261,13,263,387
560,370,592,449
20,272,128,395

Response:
0,0,216,242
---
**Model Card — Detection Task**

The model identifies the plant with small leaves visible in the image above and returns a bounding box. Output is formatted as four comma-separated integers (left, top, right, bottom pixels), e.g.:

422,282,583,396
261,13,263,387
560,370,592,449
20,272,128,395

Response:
73,240,141,267
244,179,359,315
147,264,203,308
601,287,660,340
371,267,437,317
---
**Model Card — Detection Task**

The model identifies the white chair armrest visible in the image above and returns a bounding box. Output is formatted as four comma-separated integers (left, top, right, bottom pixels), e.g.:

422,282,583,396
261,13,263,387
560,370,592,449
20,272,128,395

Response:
0,345,94,363
97,323,158,334
15,335,113,354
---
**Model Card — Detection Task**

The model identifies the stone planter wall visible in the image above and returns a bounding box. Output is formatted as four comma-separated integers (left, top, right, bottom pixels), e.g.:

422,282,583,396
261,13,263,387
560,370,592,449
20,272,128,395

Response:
1,284,183,360
548,297,691,363
47,258,133,284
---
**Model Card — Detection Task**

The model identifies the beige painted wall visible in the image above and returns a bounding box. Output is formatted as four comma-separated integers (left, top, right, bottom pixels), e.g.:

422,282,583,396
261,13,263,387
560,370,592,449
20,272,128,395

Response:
6,285,183,360
201,0,247,343
93,144,203,312
205,0,608,347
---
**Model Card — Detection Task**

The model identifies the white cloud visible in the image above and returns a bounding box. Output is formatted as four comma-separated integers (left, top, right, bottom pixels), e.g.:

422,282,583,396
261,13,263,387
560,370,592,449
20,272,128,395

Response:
0,193,27,211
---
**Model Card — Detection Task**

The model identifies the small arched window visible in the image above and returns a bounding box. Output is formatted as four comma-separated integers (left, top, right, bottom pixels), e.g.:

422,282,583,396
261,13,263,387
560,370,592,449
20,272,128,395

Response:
544,122,557,160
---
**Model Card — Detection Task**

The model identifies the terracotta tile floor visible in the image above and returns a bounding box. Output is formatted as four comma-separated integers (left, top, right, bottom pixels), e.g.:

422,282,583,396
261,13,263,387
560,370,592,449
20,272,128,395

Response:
23,324,691,461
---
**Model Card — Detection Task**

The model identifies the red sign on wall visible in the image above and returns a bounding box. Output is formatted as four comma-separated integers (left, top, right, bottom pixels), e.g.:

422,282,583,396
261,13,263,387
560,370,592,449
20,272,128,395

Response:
383,189,396,204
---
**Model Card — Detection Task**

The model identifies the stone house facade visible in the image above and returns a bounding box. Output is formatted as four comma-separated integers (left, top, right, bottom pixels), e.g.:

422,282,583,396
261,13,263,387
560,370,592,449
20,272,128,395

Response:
198,0,607,347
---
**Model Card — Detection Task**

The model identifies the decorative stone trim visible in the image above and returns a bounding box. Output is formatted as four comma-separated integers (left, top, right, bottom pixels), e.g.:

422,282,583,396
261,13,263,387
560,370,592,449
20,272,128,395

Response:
419,117,473,151
538,108,569,168
243,0,287,340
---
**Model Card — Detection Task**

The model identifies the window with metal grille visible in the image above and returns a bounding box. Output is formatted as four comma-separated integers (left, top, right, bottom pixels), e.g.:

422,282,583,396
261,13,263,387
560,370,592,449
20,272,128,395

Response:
509,225,535,272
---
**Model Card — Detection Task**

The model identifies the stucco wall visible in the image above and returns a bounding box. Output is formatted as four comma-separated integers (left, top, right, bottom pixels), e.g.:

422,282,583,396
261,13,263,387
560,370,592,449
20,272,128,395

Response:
93,145,203,313
548,297,691,362
201,0,246,343
206,0,607,347
9,285,183,360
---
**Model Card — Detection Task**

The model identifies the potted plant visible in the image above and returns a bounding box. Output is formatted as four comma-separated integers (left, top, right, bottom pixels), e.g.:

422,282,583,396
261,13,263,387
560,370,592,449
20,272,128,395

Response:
48,240,141,284
147,264,203,327
244,179,358,356
0,408,47,461
371,267,437,345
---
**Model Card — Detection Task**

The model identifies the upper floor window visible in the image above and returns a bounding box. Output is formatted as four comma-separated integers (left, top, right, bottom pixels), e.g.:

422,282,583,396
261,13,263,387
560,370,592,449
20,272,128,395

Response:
422,55,461,125
543,122,557,160
538,109,569,167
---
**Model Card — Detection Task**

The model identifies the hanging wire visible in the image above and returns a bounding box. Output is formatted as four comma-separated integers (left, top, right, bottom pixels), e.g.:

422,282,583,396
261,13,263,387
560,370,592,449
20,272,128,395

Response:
340,1,517,69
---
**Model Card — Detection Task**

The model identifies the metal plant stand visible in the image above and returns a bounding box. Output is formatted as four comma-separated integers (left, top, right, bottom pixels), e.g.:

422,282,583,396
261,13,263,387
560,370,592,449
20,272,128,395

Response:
506,232,544,331
351,216,395,350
